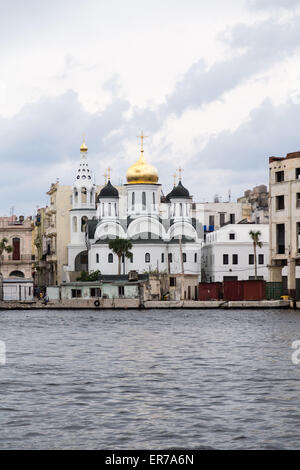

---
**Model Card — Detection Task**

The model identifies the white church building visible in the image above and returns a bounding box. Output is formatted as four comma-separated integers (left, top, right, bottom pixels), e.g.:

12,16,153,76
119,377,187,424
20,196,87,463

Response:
65,136,202,279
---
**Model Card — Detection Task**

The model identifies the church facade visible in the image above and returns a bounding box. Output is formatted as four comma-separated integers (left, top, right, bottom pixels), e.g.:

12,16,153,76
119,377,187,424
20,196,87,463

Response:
65,137,202,280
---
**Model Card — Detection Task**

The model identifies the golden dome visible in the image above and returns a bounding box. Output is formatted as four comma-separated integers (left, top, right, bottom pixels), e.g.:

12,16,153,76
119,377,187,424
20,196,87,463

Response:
80,137,88,153
126,151,159,184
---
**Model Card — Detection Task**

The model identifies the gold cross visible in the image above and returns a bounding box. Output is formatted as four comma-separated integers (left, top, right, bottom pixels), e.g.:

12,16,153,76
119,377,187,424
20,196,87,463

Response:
107,167,112,181
137,131,148,152
103,171,108,185
177,166,184,181
173,172,177,186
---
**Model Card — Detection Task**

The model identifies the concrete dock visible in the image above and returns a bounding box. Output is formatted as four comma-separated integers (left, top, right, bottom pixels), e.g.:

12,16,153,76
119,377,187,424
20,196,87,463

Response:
0,299,292,310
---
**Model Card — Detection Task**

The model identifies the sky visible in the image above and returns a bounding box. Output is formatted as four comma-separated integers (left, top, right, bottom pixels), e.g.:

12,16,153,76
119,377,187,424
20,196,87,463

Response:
1,0,300,215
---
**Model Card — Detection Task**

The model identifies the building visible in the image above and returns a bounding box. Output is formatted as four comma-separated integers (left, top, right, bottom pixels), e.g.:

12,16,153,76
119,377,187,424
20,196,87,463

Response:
64,137,202,282
202,224,269,282
0,215,33,279
192,201,251,238
238,184,269,224
269,151,300,298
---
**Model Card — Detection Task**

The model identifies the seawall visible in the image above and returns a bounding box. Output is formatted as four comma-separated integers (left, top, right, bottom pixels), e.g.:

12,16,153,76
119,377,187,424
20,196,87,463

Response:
0,299,292,310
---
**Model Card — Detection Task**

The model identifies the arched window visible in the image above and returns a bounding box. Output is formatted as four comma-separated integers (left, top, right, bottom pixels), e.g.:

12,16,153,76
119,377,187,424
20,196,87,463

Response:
183,253,187,263
153,192,156,210
12,238,20,260
132,192,135,209
81,187,87,204
96,253,100,263
108,253,113,263
9,270,24,278
194,253,197,263
108,203,111,217
142,192,146,209
74,190,78,205
145,253,150,263
73,216,78,233
180,203,183,216
81,216,88,232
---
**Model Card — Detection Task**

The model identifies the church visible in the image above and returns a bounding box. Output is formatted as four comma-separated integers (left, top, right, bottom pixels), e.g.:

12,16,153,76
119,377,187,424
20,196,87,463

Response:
65,135,202,279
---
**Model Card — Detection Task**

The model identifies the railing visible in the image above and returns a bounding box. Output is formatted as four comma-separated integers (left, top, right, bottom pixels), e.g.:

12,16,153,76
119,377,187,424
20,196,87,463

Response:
1,254,33,261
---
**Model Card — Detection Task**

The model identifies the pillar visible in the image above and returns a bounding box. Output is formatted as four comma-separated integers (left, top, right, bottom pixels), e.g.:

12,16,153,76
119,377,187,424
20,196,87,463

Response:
288,258,296,299
268,265,282,283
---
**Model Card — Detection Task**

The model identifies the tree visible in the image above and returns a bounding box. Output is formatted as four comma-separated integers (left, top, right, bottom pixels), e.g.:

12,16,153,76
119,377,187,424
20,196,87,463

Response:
76,270,101,282
0,238,12,300
249,230,263,280
108,238,133,275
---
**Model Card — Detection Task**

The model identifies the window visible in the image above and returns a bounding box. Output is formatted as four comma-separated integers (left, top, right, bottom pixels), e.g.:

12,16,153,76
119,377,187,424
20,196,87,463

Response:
145,253,150,263
170,277,176,287
220,213,225,227
209,215,214,227
90,288,101,297
108,253,113,263
276,223,285,254
249,254,254,265
12,238,20,261
118,286,125,297
153,192,156,206
232,254,238,265
161,253,164,263
276,170,284,182
223,276,238,281
230,213,235,224
132,192,135,208
258,254,264,264
194,253,197,263
229,232,235,240
188,286,191,300
73,216,78,232
297,193,300,208
182,253,187,263
81,187,87,204
276,195,285,210
168,253,173,263
81,216,88,232
142,192,146,209
108,203,111,216
71,289,82,298
130,254,133,263
296,168,300,179
249,276,264,280
180,203,183,216
194,286,198,300
223,254,229,265
96,254,99,263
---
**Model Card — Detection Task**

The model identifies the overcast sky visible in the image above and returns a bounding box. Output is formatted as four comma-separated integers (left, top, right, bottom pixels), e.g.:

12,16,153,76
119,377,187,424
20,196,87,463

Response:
1,0,300,215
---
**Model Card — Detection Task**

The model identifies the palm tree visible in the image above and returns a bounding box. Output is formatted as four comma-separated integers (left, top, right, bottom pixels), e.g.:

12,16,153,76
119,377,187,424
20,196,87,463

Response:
0,238,12,300
249,230,263,280
108,238,133,275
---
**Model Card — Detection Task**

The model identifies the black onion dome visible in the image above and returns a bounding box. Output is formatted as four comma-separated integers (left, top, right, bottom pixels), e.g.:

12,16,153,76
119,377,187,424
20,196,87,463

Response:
166,185,176,202
97,180,119,201
167,181,190,199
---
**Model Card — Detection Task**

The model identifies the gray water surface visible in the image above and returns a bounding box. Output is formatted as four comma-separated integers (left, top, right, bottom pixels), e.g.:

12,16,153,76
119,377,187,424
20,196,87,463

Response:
0,308,300,449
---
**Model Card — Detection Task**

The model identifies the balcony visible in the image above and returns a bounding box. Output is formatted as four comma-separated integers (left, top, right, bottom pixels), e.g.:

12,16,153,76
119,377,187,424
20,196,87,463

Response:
1,254,33,264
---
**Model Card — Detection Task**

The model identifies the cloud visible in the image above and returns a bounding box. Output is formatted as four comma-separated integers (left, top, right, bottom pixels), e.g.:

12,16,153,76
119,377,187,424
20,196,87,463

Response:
247,0,300,10
183,98,300,201
163,15,300,116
